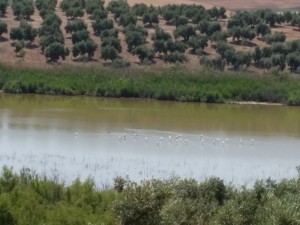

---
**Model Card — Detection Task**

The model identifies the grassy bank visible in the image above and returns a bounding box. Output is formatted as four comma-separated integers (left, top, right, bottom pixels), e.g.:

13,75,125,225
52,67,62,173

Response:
2,166,300,225
1,64,300,105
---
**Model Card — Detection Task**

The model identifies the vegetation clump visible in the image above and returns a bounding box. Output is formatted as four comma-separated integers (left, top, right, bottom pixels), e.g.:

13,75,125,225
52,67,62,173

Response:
2,166,300,225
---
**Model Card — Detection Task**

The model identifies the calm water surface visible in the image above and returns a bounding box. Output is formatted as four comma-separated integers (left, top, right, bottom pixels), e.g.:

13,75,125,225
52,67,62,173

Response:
1,94,300,187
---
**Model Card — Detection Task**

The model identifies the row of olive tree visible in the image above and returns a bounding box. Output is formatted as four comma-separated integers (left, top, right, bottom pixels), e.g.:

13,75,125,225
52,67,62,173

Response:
87,0,129,67
38,1,69,62
65,20,97,60
160,4,225,26
107,0,154,64
201,39,300,72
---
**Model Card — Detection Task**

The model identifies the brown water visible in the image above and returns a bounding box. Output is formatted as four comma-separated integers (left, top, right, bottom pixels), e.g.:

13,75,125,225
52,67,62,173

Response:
1,94,300,187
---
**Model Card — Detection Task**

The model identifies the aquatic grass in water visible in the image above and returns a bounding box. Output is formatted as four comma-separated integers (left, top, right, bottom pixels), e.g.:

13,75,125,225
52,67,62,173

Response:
1,64,300,104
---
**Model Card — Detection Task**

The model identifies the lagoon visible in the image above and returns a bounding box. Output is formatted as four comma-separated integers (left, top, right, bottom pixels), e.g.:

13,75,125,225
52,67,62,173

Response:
0,94,300,187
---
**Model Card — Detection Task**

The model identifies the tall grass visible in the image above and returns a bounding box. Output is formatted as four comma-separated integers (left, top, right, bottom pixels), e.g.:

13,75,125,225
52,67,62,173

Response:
1,64,300,105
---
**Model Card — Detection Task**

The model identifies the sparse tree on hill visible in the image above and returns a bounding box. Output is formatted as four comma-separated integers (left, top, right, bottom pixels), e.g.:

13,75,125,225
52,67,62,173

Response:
44,42,69,62
271,54,286,70
143,12,159,27
263,32,286,44
131,3,148,17
66,7,84,19
210,31,229,43
208,7,219,21
252,46,262,64
174,25,195,41
71,30,89,44
187,35,208,54
10,27,24,41
173,16,188,26
72,39,97,59
0,20,7,37
92,18,114,36
100,29,119,39
119,13,137,27
283,11,293,23
216,42,235,58
287,52,300,71
162,9,173,24
12,0,34,20
125,31,146,51
101,45,118,61
228,51,252,70
40,32,64,51
132,45,155,63
101,37,122,53
256,22,271,37
91,9,107,20
65,20,87,34
0,0,8,16
86,39,97,58
167,40,187,53
164,52,186,63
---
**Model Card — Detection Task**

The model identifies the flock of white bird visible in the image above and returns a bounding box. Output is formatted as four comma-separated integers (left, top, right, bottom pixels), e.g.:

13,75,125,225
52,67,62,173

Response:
113,131,255,148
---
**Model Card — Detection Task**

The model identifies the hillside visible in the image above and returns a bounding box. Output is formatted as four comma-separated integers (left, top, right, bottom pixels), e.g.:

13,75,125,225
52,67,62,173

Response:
0,0,300,72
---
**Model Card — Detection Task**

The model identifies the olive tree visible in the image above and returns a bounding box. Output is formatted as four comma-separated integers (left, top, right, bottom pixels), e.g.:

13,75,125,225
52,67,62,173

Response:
174,25,196,41
187,35,208,54
101,37,122,53
44,42,69,62
263,32,286,44
92,18,114,36
125,31,146,51
101,45,118,61
132,45,155,63
65,20,87,34
0,0,8,16
143,12,159,27
0,20,7,37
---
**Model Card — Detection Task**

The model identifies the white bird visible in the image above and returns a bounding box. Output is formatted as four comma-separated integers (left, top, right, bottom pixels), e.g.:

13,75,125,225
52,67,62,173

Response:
145,136,148,143
185,139,188,145
160,137,163,142
123,133,127,141
134,133,138,139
